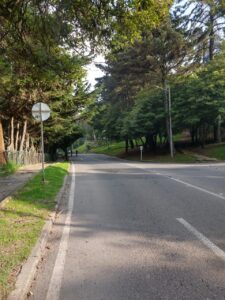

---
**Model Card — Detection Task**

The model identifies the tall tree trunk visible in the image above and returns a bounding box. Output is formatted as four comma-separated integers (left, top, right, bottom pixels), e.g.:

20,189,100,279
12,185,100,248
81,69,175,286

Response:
93,130,97,141
163,82,170,143
191,128,195,144
129,139,134,149
25,133,30,152
0,120,6,164
19,120,27,152
64,148,68,161
213,124,217,142
125,137,129,154
200,124,206,148
209,10,215,61
8,117,14,151
217,115,222,143
15,122,20,151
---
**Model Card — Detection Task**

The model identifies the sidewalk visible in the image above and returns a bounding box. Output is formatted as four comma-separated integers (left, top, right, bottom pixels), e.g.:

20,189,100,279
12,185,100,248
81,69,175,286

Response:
0,164,43,203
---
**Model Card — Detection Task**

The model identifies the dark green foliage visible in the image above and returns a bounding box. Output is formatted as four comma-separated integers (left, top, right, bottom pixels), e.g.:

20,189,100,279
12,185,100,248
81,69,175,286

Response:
173,0,225,61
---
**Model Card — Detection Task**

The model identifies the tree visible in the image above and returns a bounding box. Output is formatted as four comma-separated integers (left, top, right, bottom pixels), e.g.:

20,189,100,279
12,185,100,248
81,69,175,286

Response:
0,0,173,161
173,0,225,61
122,89,165,151
172,43,225,146
95,18,187,153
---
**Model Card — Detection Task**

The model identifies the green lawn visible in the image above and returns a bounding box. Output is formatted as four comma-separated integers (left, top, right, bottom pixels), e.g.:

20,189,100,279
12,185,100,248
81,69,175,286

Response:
76,134,225,163
90,141,125,156
123,152,198,163
0,162,69,299
200,144,225,160
77,141,125,156
78,140,198,163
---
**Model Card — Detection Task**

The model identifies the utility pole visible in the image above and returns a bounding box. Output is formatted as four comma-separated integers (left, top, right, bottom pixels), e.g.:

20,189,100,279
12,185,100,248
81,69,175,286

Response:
167,85,174,158
155,84,174,158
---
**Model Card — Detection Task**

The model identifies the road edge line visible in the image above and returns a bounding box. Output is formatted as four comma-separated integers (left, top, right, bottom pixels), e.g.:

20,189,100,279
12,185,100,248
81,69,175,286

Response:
45,163,75,300
177,218,225,262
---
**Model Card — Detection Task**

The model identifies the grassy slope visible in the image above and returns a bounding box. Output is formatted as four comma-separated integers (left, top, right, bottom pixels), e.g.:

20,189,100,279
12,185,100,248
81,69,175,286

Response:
90,141,125,155
0,162,69,299
78,140,198,163
77,141,125,156
200,143,225,160
124,152,197,163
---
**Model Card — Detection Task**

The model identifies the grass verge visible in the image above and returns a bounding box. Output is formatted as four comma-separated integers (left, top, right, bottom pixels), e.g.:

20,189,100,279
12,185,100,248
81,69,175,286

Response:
77,141,125,156
0,162,69,299
199,143,225,160
122,152,198,163
90,141,125,156
0,161,19,177
80,140,198,163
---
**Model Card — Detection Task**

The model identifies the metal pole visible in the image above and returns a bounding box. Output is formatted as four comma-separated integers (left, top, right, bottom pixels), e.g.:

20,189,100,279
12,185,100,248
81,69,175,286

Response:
140,149,142,161
40,104,45,182
167,85,174,158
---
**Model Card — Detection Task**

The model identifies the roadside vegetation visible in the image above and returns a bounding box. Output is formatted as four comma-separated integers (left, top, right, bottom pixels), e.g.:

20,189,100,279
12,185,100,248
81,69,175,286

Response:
195,143,225,161
77,141,125,156
80,1,225,161
0,161,19,177
0,162,69,299
76,138,225,163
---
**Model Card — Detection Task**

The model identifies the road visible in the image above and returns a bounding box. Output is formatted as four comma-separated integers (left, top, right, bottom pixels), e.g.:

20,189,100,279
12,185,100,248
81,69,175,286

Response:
29,154,225,300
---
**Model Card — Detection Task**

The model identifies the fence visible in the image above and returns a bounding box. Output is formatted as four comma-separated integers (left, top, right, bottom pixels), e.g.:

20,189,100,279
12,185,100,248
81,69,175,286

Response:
0,151,42,166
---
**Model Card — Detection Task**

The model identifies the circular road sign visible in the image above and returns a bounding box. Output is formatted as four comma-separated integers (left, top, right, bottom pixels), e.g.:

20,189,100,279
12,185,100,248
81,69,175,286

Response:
32,102,51,121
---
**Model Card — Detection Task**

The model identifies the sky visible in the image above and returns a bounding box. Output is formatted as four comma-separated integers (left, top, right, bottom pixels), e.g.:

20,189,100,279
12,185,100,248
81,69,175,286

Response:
86,55,105,89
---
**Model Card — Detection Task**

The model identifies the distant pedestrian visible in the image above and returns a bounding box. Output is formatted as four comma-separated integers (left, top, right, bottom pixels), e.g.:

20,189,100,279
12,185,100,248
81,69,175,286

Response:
76,150,78,157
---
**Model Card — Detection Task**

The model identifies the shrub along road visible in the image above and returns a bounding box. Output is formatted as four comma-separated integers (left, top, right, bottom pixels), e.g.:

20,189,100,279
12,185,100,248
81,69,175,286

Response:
29,154,225,299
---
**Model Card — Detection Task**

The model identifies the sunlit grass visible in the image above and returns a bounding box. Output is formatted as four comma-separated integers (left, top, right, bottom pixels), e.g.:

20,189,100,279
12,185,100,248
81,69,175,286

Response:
0,161,19,177
200,144,225,160
0,162,69,299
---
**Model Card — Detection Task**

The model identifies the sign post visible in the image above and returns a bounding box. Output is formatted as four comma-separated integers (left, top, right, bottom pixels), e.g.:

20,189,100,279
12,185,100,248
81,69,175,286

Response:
32,103,51,182
140,145,143,161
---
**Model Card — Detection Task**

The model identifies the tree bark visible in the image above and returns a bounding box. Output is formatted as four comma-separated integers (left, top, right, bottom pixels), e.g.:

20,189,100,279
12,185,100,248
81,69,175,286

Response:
209,10,215,61
8,117,14,151
217,115,222,143
25,133,30,152
163,83,170,142
64,148,68,161
15,122,20,151
19,120,27,152
125,137,129,154
129,139,134,149
0,120,6,164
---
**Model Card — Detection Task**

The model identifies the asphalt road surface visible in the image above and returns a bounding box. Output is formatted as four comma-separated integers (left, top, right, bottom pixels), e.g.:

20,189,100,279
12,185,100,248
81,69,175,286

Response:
29,154,225,300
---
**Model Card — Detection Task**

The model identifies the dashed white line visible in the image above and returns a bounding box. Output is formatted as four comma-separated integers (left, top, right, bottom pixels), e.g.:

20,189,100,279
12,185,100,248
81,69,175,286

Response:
125,162,225,201
168,176,225,201
177,218,225,262
46,163,76,300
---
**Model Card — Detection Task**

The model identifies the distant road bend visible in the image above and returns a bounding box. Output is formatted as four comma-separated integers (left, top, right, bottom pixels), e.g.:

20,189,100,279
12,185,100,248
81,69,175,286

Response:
30,154,225,300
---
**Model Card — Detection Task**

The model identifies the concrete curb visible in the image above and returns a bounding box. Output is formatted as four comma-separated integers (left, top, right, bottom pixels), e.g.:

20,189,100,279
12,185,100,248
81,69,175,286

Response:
7,164,71,300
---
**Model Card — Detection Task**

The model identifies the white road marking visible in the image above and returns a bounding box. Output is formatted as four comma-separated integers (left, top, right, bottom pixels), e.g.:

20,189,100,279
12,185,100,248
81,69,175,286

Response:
177,218,225,262
126,162,225,201
168,176,225,201
191,176,225,179
46,163,75,300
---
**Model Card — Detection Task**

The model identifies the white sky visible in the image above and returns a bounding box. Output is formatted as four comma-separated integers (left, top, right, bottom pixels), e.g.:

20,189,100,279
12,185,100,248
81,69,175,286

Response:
86,55,105,88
